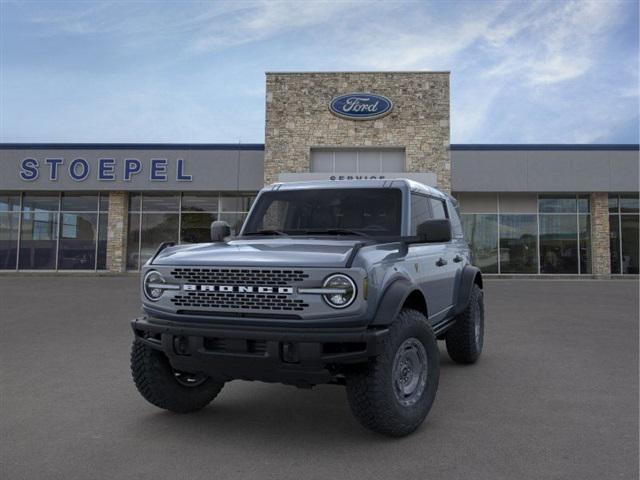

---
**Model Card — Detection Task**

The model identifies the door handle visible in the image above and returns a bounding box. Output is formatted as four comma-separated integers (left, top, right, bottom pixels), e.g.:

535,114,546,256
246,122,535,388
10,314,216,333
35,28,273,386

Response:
436,257,448,267
453,255,463,263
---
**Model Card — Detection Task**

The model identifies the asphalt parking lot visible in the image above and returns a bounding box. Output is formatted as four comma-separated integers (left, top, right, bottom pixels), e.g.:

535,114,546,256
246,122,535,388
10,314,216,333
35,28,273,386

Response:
1,276,638,480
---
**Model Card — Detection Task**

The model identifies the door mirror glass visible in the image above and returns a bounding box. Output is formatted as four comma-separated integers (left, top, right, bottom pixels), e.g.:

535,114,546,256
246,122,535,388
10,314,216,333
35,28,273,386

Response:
417,219,452,243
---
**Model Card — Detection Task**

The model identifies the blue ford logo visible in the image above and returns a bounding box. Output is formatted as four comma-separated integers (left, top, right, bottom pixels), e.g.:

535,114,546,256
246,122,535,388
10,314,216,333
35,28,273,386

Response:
329,93,393,120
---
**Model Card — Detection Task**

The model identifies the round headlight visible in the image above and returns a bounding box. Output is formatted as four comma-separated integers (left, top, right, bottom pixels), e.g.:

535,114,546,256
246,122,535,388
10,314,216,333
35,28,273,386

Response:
322,274,357,309
143,270,165,301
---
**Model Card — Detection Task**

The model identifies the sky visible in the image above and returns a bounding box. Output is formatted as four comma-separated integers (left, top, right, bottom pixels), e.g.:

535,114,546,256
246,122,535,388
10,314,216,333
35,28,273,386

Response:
0,0,638,144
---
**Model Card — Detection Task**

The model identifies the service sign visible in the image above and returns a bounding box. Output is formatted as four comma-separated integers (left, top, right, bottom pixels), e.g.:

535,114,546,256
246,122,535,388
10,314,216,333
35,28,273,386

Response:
329,93,393,120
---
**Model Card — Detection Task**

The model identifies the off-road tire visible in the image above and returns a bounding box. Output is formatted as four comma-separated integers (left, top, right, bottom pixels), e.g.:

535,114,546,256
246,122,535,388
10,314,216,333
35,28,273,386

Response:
445,284,484,364
345,309,439,437
131,340,224,413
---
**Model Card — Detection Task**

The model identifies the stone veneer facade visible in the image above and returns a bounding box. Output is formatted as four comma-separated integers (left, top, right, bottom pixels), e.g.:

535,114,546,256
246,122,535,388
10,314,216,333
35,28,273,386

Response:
264,72,451,191
590,192,611,277
106,191,129,272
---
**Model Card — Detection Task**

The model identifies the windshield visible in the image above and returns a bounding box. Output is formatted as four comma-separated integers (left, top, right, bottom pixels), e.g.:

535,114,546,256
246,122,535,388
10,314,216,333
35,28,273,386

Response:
242,188,402,237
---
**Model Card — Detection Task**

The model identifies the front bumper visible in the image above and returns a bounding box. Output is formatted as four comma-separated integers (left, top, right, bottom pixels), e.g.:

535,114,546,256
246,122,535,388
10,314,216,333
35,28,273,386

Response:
131,315,388,386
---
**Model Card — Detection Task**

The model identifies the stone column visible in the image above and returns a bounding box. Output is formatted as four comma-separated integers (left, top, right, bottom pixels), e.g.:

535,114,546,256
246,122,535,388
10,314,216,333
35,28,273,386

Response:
590,192,611,277
106,191,129,272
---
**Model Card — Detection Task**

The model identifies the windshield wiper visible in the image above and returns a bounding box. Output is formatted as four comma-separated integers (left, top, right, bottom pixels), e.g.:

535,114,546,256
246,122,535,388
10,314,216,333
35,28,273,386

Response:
301,228,369,237
243,229,289,236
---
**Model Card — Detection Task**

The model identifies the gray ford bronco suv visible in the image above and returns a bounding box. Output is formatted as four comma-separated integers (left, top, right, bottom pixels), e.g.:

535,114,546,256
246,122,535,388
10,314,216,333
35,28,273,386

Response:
131,179,484,436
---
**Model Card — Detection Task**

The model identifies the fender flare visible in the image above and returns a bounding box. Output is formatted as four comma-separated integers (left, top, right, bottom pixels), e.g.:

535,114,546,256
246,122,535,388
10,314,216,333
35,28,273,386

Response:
453,265,483,316
371,278,422,326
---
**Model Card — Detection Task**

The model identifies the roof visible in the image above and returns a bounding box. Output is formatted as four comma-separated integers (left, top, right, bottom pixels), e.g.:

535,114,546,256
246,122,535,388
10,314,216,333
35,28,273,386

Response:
266,178,447,198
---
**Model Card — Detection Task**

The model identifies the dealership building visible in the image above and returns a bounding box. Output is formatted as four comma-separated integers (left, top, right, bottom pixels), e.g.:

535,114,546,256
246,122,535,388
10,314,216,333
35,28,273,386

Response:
0,72,638,276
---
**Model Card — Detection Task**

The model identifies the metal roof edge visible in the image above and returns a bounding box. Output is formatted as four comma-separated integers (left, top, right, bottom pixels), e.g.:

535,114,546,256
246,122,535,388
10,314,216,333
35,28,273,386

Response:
450,144,640,151
0,143,266,151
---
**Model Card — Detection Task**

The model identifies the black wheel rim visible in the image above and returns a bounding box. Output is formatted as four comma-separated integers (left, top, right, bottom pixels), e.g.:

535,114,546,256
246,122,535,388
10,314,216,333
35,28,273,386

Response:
172,369,208,387
392,338,428,407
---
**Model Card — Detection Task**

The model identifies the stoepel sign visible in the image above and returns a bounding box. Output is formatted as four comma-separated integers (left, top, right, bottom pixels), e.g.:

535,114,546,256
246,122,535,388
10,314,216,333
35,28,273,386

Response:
19,157,192,182
329,93,393,120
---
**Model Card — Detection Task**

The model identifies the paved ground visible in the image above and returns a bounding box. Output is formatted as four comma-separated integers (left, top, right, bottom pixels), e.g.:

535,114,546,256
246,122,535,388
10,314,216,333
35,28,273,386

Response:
1,276,638,480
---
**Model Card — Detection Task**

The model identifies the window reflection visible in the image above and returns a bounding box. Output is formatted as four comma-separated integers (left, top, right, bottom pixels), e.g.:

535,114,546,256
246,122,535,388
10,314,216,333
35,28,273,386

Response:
539,215,578,274
620,215,639,274
609,194,639,274
0,212,19,269
126,192,255,270
58,213,98,269
139,213,179,266
181,213,217,243
19,211,58,269
461,214,498,273
499,215,537,273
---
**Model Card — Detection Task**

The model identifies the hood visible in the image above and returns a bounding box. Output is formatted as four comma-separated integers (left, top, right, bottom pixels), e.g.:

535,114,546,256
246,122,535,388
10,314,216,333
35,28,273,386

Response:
150,238,361,268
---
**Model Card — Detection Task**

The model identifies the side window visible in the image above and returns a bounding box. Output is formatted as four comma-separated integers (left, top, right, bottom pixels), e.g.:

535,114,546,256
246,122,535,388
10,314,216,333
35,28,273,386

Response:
410,193,431,235
429,198,447,220
447,199,464,237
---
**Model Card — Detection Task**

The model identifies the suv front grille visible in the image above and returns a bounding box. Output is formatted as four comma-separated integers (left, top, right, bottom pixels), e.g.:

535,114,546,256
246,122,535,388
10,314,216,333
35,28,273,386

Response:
170,291,309,312
170,268,309,286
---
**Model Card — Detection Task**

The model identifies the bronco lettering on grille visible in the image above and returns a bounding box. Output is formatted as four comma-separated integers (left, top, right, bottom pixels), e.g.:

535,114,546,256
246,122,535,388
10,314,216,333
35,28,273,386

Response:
182,285,294,294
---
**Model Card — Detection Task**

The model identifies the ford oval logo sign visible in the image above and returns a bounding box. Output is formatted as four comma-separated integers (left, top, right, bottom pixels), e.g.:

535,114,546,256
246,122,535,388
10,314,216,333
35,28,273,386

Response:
329,93,393,120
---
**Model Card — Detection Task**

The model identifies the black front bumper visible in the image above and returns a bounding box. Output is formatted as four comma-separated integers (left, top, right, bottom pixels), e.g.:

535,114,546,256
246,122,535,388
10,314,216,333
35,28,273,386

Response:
131,316,388,386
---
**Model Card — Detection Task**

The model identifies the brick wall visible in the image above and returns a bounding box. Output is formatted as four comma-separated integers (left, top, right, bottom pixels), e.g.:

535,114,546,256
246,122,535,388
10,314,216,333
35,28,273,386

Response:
591,192,611,277
106,191,129,272
264,72,451,190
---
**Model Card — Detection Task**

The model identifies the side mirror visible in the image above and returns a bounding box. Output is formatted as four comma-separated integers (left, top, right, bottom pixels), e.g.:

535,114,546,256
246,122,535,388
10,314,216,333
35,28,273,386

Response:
210,221,231,242
417,219,452,243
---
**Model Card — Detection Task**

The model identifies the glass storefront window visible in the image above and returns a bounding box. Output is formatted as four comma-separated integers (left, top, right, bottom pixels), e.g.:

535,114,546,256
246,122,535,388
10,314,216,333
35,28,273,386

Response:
0,192,21,212
3,192,108,270
620,194,639,214
129,194,141,212
220,195,253,212
142,193,179,212
461,214,498,273
577,195,590,214
22,193,59,212
537,195,590,274
609,194,639,274
539,215,578,274
139,213,179,265
0,212,19,269
610,215,621,274
181,212,217,243
19,211,59,269
97,213,108,270
127,213,141,270
538,195,577,213
126,192,255,269
499,215,537,274
620,215,639,274
579,215,591,274
181,193,218,212
61,193,99,211
57,212,98,269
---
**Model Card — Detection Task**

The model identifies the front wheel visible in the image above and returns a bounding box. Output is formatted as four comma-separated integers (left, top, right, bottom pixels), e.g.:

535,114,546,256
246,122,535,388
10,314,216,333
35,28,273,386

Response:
345,309,439,437
131,340,225,413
